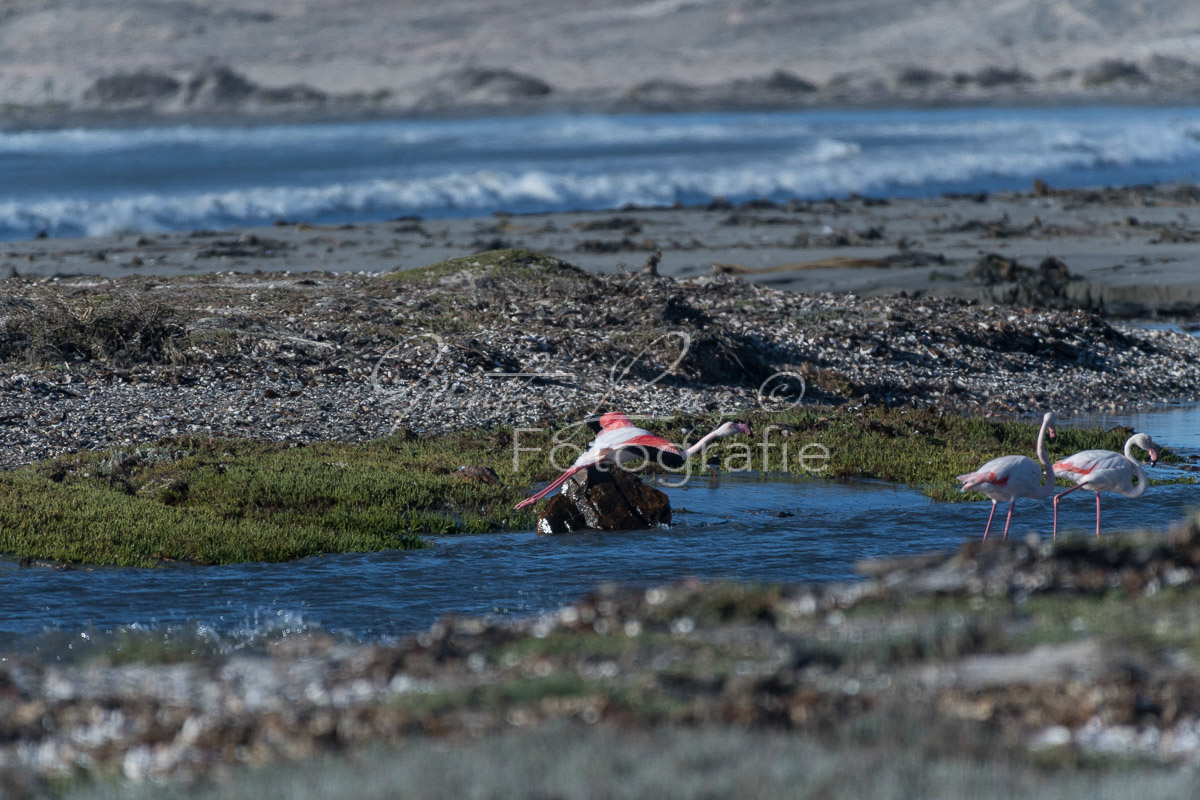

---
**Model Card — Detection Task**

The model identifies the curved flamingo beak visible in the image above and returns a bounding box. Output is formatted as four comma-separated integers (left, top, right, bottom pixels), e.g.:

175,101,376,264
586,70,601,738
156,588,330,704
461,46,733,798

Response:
1149,447,1159,467
732,422,752,436
1047,426,1056,440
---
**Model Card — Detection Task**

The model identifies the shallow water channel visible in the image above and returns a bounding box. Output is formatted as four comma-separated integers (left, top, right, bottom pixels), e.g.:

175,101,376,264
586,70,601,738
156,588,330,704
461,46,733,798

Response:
2,405,1197,655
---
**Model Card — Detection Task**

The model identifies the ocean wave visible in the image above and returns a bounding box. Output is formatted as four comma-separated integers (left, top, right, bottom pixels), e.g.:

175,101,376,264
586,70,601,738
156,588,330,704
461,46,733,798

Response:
5,108,1200,239
0,113,811,156
0,134,1190,238
0,121,449,155
4,108,1197,159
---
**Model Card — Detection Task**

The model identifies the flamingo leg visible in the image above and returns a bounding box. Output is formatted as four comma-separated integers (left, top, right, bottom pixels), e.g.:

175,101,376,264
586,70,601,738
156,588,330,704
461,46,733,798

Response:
1052,484,1086,540
1095,491,1102,538
1002,500,1016,541
982,500,998,542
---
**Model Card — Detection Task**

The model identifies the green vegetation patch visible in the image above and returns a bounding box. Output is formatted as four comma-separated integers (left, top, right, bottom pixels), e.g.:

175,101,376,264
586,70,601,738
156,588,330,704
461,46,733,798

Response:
385,248,591,286
0,433,545,567
619,406,1184,501
0,407,1182,566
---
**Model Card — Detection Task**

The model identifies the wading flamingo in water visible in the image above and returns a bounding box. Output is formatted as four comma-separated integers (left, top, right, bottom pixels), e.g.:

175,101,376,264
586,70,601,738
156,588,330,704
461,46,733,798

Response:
1052,432,1160,539
956,411,1057,541
514,412,752,510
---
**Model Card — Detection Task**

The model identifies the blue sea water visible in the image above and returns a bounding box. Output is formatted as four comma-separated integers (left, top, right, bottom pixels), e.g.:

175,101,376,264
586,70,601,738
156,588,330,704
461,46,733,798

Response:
4,105,1200,240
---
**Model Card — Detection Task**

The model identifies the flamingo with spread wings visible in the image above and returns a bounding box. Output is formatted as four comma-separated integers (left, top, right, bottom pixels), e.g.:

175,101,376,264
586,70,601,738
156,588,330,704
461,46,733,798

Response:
1052,432,1160,539
514,412,751,510
956,411,1057,541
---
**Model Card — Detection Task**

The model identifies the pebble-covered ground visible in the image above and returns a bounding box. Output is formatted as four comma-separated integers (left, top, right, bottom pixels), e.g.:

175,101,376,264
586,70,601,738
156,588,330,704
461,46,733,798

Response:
0,249,1197,469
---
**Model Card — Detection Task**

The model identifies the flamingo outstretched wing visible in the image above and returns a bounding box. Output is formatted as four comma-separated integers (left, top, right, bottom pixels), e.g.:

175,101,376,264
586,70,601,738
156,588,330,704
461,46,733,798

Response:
514,423,686,510
513,464,592,510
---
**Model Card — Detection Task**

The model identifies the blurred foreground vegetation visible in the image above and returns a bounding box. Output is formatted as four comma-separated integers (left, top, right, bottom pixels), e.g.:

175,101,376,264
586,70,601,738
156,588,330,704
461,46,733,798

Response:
57,723,1198,800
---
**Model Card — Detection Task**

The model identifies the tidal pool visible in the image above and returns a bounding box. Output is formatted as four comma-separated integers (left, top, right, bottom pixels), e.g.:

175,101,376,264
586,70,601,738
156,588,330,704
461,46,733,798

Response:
2,448,1195,657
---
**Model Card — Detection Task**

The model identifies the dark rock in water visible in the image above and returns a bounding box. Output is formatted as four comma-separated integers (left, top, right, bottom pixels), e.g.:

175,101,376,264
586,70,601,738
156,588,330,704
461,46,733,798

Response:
538,493,588,535
537,465,670,535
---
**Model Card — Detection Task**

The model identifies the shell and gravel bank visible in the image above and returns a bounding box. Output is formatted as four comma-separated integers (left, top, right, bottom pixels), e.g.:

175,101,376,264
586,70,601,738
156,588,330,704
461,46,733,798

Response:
9,518,1200,791
0,249,1196,469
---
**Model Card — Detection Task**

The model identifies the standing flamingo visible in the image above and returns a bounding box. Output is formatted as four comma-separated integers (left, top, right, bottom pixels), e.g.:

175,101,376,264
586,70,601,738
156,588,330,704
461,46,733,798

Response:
956,411,1057,541
514,412,752,510
1052,432,1160,539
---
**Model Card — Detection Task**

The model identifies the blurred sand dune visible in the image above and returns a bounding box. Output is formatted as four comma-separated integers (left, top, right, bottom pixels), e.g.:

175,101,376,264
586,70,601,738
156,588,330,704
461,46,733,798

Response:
6,0,1200,123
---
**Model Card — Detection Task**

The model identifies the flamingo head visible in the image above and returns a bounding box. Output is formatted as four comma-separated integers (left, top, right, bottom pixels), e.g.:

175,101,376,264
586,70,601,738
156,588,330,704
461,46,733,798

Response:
1042,411,1058,441
716,420,752,437
1133,432,1160,466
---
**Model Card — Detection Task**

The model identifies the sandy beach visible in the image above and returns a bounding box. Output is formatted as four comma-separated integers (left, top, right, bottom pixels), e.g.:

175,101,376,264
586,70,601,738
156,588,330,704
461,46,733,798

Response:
6,182,1200,317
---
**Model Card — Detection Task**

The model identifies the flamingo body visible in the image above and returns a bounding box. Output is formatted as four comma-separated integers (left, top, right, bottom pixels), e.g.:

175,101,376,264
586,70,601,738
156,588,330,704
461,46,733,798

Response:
1053,450,1140,491
956,411,1057,541
1051,433,1159,538
515,414,750,510
958,454,1044,502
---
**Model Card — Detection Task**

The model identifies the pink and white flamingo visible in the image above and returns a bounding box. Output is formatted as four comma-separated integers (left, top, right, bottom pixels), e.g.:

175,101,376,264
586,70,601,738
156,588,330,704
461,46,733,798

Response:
956,411,1057,541
1052,432,1160,539
514,412,752,510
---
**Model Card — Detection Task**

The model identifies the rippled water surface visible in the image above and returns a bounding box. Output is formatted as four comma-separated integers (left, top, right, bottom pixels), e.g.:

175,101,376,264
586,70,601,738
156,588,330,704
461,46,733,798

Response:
3,412,1197,654
7,105,1200,239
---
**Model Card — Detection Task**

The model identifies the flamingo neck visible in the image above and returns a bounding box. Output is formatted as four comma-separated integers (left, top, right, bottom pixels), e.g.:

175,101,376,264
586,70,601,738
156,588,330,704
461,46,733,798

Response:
685,426,726,458
1122,437,1149,498
1032,417,1056,498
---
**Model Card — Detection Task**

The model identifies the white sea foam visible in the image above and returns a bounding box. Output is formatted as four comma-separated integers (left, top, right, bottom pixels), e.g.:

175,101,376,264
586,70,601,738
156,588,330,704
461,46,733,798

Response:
4,108,1200,238
0,121,439,154
0,113,800,155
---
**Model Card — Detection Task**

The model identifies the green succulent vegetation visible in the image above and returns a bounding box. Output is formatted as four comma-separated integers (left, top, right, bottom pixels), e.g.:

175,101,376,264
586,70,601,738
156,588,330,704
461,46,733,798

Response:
0,406,1184,567
385,248,589,286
